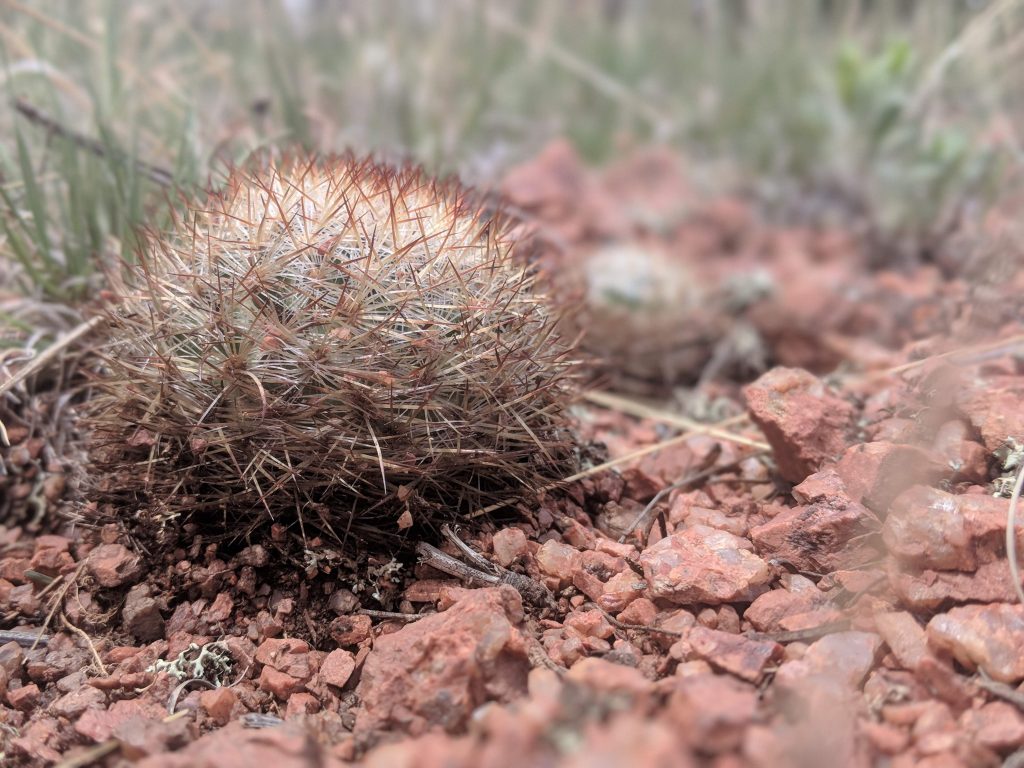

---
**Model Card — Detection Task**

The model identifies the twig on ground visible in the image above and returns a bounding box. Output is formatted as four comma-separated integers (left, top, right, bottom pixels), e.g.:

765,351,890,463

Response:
60,614,108,676
748,620,852,645
52,739,120,768
0,316,102,412
469,412,757,519
0,629,51,647
33,561,86,651
975,673,1024,711
588,602,685,638
358,609,426,622
618,448,767,544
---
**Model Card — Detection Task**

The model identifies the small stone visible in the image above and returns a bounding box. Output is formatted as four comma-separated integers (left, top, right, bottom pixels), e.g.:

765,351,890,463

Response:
566,657,652,698
928,603,1024,683
535,540,581,590
319,649,356,689
199,686,236,726
890,560,1018,611
355,586,528,735
874,612,928,671
75,699,166,742
959,701,1024,751
49,684,106,719
686,627,783,683
835,442,947,515
258,666,306,699
743,367,854,483
330,614,372,646
884,486,1012,572
744,580,828,633
285,692,319,718
640,525,771,605
669,673,758,754
617,598,657,627
750,498,879,573
800,631,882,689
86,543,144,588
327,588,360,615
123,584,165,642
255,637,313,679
491,528,529,568
7,682,40,710
596,569,647,613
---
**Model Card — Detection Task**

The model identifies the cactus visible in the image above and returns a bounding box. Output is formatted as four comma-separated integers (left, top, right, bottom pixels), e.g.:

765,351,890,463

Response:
83,154,580,546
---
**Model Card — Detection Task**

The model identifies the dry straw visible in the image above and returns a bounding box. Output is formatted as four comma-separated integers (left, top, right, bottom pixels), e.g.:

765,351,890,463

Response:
84,153,581,546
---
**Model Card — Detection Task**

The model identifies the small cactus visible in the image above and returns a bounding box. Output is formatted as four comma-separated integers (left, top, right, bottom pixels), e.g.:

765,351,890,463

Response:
84,154,580,546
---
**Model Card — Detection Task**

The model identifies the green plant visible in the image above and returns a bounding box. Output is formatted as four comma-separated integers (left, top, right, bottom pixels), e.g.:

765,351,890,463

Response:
83,154,580,546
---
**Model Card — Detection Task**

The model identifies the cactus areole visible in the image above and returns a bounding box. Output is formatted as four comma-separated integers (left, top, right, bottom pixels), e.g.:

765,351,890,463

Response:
85,154,580,546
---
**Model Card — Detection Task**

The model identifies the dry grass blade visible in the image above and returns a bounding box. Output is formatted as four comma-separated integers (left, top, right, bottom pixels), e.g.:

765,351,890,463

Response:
1005,459,1024,605
583,389,770,451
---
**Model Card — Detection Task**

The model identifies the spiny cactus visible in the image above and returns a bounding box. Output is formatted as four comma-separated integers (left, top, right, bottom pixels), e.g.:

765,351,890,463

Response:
84,154,580,547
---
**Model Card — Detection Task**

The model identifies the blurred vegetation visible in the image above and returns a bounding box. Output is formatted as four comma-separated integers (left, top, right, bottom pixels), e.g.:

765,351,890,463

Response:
0,0,1022,307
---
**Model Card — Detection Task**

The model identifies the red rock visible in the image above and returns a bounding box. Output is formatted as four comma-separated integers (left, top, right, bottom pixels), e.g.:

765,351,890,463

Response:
743,367,854,483
792,468,852,505
835,442,947,515
6,682,39,710
686,626,782,683
330,614,372,646
199,686,236,726
8,717,62,764
123,584,165,642
75,698,166,742
560,713,696,768
859,720,910,755
617,597,658,627
258,666,305,699
933,420,989,484
285,692,320,718
319,649,356,689
959,377,1024,453
928,603,1024,683
884,486,1012,571
799,631,882,689
640,525,771,605
206,592,234,624
255,637,313,679
133,721,348,768
890,560,1018,610
750,498,879,572
960,701,1024,751
491,527,529,567
564,609,614,640
744,579,828,632
355,586,529,735
595,569,647,613
86,543,144,588
49,684,106,719
29,543,75,576
874,612,929,670
669,673,758,754
566,657,652,698
777,607,845,633
535,540,581,590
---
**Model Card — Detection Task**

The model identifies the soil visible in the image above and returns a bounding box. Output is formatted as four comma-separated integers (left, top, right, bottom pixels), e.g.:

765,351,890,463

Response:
1,143,1024,767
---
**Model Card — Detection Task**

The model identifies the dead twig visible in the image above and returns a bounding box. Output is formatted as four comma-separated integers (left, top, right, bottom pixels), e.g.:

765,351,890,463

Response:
358,609,426,622
588,602,685,638
748,620,851,645
60,613,108,676
618,448,766,543
0,628,50,647
975,673,1024,711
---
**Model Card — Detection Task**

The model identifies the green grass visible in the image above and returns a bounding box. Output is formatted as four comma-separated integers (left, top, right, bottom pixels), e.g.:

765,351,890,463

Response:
0,0,1021,309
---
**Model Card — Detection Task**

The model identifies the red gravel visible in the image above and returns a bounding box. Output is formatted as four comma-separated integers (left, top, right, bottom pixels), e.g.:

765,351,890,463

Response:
2,144,1024,767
